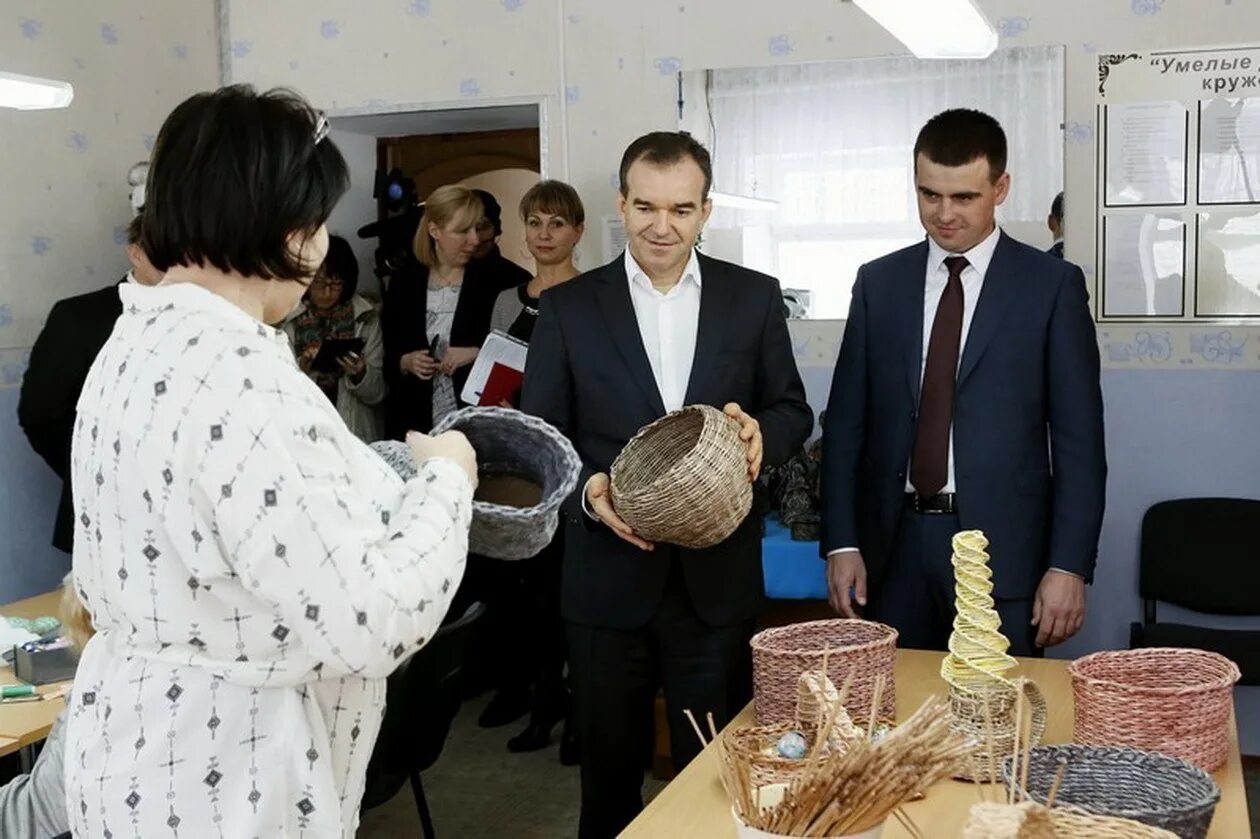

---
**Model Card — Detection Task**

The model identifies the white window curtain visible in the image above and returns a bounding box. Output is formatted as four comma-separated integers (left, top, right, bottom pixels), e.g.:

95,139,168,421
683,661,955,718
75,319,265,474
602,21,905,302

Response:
703,46,1064,318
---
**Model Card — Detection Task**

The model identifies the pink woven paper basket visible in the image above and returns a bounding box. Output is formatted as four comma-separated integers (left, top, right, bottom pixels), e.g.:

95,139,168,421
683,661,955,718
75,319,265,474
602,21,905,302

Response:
750,619,898,725
1069,647,1240,771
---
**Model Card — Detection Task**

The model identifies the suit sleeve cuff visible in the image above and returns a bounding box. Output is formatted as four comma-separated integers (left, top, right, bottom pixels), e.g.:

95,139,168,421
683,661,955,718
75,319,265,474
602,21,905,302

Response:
1046,567,1083,580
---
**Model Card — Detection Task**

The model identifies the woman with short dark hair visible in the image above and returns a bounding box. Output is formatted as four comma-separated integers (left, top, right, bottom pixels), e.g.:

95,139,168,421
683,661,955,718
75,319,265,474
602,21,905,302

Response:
283,234,386,442
65,85,477,838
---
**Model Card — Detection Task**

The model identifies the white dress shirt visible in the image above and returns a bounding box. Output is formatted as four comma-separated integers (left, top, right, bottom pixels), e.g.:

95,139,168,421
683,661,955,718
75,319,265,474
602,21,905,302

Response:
583,249,703,518
624,247,703,413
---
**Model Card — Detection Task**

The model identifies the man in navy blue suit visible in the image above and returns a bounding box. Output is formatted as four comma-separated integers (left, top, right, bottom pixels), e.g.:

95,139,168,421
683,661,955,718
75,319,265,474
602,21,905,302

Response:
820,109,1106,656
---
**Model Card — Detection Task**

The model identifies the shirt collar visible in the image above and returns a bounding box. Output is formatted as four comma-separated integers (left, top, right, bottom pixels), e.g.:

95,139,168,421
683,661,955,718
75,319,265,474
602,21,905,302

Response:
124,269,138,285
120,282,290,349
624,248,703,293
927,224,1002,279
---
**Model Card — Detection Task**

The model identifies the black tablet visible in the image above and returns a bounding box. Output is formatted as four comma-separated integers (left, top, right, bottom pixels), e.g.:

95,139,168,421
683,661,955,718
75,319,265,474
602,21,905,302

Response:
310,336,366,372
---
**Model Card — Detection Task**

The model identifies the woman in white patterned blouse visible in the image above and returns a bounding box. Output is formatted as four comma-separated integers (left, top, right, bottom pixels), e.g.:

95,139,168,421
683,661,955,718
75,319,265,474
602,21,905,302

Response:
65,85,477,838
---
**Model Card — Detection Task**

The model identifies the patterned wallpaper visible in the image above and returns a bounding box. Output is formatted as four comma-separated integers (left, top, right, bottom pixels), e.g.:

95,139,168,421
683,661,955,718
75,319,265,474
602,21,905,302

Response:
0,1,218,389
222,0,1260,369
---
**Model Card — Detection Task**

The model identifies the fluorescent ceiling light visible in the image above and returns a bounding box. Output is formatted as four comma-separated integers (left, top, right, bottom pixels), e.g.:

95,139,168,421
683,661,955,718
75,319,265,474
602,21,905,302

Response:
0,71,74,110
710,191,779,211
853,0,998,60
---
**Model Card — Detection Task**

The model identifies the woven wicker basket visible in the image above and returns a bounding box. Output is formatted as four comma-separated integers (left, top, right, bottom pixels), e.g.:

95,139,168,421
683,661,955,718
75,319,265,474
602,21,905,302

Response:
964,801,1178,838
750,620,898,725
1069,648,1240,771
1001,745,1220,839
609,404,751,549
374,407,581,560
948,679,1047,783
722,722,849,789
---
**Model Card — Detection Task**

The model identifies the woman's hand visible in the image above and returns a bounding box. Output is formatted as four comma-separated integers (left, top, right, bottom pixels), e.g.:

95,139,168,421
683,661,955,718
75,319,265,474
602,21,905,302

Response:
400,350,439,380
439,346,479,377
297,343,319,373
338,351,367,384
407,430,478,487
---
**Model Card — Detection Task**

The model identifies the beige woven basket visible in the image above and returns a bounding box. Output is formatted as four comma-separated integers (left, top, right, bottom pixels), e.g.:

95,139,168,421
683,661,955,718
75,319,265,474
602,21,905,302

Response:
609,404,751,549
750,620,898,725
949,679,1048,783
963,801,1178,838
1069,647,1241,771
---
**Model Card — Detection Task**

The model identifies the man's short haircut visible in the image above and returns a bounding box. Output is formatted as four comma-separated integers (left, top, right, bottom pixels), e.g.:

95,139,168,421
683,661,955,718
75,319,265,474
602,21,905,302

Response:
913,109,1008,183
141,84,349,282
319,234,359,304
1050,191,1065,222
519,180,586,227
618,131,713,200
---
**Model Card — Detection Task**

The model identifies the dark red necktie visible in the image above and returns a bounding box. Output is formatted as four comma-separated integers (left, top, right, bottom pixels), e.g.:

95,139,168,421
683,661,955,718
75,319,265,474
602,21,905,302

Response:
911,256,968,498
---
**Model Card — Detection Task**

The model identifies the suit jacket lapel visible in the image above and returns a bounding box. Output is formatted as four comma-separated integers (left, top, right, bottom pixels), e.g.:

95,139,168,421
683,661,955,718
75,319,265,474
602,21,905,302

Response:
958,232,1019,387
683,253,732,406
901,241,929,403
596,256,667,416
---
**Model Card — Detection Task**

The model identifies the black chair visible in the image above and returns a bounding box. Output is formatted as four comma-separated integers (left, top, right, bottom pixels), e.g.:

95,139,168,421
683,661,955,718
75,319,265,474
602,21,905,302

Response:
1129,498,1260,685
361,602,486,838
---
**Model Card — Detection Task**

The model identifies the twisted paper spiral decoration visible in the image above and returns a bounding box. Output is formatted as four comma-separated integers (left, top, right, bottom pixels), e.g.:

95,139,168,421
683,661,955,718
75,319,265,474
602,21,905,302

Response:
940,530,1017,689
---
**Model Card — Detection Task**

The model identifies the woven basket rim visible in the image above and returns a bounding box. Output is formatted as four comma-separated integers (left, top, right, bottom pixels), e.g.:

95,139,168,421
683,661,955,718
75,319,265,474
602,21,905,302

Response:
431,406,582,515
749,618,899,657
609,404,728,497
1001,744,1222,819
1068,647,1242,696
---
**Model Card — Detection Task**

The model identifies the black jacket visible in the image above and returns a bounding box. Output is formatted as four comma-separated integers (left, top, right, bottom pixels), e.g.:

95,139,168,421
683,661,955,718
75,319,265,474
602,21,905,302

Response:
382,254,526,438
18,280,125,553
521,253,813,629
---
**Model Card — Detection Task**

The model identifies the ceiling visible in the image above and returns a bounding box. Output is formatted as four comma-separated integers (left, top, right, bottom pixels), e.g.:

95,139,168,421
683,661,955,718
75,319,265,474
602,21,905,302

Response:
329,103,539,138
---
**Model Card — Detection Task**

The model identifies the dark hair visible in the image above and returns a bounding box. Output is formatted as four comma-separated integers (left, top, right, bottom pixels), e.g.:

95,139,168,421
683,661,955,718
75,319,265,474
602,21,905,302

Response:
141,84,350,281
125,215,143,246
618,131,713,200
913,109,1008,182
519,180,586,227
318,234,359,303
473,189,503,236
1050,191,1064,222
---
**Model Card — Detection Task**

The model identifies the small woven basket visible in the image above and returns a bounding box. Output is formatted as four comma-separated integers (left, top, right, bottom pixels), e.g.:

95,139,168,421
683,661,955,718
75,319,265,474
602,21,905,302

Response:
1069,647,1240,771
1001,745,1220,839
374,407,581,560
609,404,751,549
964,801,1178,838
948,679,1048,783
750,620,897,725
721,723,846,789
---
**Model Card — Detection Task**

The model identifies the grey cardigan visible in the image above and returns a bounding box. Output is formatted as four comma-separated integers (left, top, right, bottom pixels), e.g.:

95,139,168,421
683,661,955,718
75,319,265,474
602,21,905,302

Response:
490,284,530,337
0,710,68,838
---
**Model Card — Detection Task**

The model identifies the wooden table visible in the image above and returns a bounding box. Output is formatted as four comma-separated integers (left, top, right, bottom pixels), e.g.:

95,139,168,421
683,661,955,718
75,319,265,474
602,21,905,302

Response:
622,650,1251,838
0,589,69,759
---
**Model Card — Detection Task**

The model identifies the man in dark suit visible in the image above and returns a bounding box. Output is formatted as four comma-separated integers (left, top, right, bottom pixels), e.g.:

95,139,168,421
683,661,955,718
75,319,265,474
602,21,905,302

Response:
820,109,1105,657
18,216,163,553
522,131,811,839
1047,191,1065,258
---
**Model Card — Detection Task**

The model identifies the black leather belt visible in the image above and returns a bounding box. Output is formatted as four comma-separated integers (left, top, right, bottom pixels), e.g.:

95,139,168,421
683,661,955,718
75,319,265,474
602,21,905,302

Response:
904,492,958,515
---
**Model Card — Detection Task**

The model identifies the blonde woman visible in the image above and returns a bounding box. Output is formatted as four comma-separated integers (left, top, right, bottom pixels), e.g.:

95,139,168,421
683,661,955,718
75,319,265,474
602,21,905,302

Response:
383,185,522,438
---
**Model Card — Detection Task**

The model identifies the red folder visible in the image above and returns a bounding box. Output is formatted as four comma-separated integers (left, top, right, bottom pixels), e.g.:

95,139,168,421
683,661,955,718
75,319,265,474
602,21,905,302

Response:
479,361,525,407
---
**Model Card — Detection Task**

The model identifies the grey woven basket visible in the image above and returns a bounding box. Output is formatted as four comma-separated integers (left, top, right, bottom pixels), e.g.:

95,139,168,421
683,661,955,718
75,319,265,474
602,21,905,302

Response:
371,407,581,560
1001,745,1220,839
609,404,752,549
